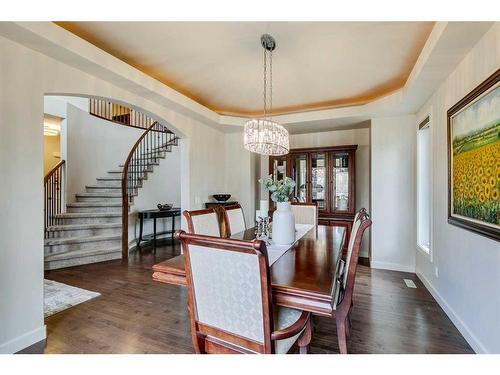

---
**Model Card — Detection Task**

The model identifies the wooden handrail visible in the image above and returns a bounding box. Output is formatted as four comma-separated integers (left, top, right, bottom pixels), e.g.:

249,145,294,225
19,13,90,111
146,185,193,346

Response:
44,160,65,183
44,160,66,238
121,121,178,259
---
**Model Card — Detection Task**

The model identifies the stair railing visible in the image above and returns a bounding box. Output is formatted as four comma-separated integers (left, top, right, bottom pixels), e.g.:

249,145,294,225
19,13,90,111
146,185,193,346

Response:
89,98,158,131
44,160,66,238
121,121,178,259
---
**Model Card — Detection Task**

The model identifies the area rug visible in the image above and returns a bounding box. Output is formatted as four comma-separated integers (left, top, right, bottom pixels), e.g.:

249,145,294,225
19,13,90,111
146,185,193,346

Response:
44,279,100,317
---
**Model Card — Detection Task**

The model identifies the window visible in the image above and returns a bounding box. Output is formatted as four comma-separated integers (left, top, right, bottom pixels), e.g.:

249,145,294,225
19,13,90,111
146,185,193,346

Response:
417,117,431,254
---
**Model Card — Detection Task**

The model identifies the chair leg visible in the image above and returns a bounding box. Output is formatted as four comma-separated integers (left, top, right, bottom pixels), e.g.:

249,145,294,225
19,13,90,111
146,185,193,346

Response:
297,319,312,354
345,316,350,338
336,316,348,354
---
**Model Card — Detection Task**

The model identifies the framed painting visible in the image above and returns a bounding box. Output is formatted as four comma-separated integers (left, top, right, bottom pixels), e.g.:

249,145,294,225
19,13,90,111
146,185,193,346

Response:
447,68,499,241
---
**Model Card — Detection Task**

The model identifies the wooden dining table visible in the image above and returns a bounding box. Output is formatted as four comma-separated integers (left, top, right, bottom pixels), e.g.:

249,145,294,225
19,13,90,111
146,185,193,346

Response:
152,225,345,317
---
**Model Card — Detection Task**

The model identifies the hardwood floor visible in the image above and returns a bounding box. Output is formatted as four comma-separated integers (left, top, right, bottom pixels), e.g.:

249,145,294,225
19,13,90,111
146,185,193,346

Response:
41,242,473,354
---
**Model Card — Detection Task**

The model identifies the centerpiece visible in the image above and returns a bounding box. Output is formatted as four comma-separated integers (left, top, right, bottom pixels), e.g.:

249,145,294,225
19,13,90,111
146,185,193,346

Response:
259,175,296,245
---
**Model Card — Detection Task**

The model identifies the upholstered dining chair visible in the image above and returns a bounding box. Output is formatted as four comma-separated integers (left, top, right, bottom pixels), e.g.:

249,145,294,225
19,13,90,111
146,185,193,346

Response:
183,208,221,237
222,203,246,237
331,208,372,354
290,202,318,226
175,231,313,354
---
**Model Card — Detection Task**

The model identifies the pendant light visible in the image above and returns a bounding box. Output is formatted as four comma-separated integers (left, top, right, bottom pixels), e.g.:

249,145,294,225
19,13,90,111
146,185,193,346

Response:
244,34,289,156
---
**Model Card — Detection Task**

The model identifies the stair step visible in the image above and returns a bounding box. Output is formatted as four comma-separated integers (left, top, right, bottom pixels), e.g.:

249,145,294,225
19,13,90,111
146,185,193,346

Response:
118,161,159,168
55,212,122,225
75,192,122,203
86,185,121,194
67,202,125,213
47,223,122,231
45,233,121,246
45,234,121,253
46,223,122,238
96,176,122,181
97,176,147,182
44,247,122,270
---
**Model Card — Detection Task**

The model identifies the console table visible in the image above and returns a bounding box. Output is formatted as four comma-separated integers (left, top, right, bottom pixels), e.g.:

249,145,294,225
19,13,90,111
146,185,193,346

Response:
137,208,181,247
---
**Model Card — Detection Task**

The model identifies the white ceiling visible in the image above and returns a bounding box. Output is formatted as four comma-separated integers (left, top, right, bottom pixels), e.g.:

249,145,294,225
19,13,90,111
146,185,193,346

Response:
56,22,434,117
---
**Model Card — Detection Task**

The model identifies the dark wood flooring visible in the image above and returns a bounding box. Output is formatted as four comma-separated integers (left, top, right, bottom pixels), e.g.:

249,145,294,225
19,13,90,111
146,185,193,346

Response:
40,242,474,354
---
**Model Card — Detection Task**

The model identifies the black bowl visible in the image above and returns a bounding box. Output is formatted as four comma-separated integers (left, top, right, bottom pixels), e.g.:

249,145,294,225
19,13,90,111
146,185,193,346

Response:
213,194,231,202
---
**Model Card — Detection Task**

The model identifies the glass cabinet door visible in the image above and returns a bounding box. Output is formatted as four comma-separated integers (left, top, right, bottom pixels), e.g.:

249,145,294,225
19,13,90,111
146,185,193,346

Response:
311,153,327,210
331,154,350,212
271,157,287,181
291,154,308,202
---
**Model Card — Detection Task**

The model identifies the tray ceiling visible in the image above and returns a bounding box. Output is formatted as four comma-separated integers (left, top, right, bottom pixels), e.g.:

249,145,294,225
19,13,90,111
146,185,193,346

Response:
56,22,434,117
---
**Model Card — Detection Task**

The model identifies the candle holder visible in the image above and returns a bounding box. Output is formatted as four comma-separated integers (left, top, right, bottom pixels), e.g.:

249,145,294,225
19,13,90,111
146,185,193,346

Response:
255,215,271,244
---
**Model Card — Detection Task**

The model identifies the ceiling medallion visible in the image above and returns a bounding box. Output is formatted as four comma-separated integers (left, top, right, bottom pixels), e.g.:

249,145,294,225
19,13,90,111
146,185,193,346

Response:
244,34,289,156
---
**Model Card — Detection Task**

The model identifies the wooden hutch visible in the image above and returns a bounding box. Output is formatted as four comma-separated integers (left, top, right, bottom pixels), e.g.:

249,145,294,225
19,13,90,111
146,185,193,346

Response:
269,145,357,248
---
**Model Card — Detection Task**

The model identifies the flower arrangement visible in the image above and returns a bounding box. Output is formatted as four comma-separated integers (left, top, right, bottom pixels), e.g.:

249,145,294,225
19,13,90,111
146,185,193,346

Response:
259,175,296,203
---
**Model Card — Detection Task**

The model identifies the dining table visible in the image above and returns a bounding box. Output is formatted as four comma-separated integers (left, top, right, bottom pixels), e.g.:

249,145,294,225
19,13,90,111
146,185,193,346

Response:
152,224,346,317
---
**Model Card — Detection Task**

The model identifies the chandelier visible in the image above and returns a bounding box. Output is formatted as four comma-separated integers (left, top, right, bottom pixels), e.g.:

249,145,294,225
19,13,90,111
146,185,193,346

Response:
244,34,289,156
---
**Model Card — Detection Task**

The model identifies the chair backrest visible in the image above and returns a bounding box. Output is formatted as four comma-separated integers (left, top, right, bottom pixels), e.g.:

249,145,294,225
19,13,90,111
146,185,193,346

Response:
352,207,367,226
183,208,221,237
176,231,274,354
291,202,318,226
338,209,372,308
222,204,247,237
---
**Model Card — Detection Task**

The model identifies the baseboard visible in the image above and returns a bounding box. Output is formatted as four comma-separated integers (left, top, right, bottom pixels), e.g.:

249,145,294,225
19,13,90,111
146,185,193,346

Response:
0,325,46,354
416,272,486,354
370,260,415,273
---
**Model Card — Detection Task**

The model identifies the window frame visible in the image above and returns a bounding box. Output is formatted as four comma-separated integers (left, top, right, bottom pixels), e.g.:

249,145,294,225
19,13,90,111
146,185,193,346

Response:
416,115,433,260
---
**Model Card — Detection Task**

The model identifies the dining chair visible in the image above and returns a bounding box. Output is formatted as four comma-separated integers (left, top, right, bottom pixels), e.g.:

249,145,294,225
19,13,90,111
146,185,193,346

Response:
175,230,313,354
331,208,372,354
290,202,318,226
183,208,221,237
222,203,247,237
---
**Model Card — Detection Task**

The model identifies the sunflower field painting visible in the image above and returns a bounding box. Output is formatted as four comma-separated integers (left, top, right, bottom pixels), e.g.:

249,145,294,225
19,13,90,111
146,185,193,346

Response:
448,71,499,241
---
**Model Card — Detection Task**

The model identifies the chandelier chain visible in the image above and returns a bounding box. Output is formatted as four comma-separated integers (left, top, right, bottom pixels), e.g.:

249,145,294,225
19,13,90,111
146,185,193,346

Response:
263,47,267,119
270,49,273,120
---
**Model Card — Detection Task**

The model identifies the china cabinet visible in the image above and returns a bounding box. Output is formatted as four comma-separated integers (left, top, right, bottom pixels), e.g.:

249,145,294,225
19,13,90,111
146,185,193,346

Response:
269,145,357,249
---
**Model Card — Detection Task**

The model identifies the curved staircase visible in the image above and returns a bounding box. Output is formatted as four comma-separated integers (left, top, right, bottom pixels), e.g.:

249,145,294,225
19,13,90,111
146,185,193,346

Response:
44,100,178,270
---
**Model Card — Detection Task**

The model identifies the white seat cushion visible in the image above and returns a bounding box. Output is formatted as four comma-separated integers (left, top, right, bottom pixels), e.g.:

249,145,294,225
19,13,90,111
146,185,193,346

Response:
273,306,304,354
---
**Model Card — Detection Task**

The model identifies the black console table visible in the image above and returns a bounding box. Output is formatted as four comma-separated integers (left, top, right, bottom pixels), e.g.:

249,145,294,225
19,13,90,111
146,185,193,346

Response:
137,208,181,248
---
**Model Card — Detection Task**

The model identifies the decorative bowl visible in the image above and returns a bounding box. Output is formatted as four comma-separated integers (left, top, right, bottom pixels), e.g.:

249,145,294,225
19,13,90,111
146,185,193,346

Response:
213,194,231,202
157,203,173,211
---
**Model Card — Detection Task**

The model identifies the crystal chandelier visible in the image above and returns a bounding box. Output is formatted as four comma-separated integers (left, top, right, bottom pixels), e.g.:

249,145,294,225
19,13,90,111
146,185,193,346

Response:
244,34,289,156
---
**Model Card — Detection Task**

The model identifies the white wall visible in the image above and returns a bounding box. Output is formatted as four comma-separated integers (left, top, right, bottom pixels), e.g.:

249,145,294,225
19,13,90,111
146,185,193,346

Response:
0,37,46,353
65,102,182,242
415,23,499,354
371,115,417,272
0,34,225,353
129,145,182,242
65,104,143,202
223,132,257,226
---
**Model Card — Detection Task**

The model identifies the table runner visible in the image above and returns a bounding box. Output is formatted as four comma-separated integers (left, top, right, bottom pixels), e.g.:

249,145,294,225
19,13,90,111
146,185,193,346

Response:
267,224,315,266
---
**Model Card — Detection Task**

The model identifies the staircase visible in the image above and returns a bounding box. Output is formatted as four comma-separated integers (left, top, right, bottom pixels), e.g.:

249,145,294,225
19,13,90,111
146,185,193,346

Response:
44,102,178,270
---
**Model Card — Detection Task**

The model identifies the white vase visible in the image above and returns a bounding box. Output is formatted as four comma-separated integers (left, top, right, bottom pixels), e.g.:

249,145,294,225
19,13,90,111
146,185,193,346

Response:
272,202,296,245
